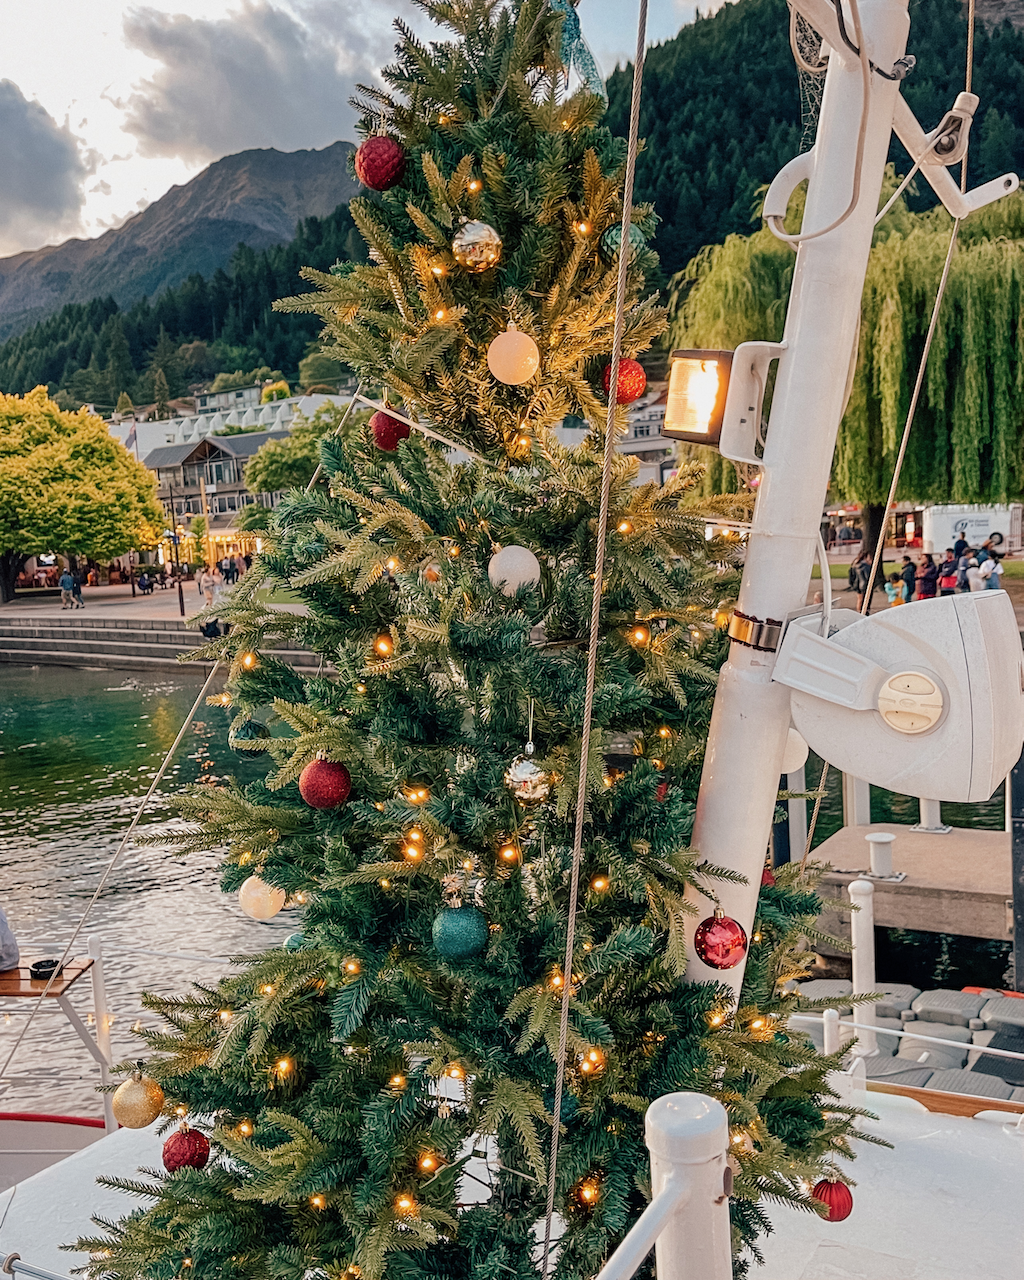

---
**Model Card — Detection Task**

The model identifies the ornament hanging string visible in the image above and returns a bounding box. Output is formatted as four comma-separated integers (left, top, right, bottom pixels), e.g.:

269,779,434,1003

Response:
353,393,488,464
0,383,367,1091
801,0,976,871
540,0,649,1269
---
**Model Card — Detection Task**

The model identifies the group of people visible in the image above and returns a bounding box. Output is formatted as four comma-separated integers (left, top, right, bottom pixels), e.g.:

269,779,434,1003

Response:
197,555,250,605
851,535,1006,610
57,568,86,609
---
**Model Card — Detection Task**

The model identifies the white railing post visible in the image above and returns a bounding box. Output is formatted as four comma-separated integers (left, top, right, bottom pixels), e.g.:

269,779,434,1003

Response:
593,1093,731,1280
88,935,117,1133
848,878,877,1056
822,1007,841,1056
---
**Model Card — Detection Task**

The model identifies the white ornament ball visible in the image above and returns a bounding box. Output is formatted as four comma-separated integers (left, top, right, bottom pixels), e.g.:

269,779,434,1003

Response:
486,326,540,385
781,728,809,776
488,546,542,595
238,874,286,920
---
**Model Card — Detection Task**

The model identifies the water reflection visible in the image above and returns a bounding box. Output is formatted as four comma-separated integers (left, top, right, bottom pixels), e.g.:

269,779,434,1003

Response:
0,665,292,1117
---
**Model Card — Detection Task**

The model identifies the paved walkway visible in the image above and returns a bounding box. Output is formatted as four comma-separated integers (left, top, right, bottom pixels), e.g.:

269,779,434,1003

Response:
1,584,206,623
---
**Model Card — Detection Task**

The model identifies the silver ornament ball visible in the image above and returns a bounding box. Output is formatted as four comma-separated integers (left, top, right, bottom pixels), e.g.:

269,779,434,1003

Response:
452,220,502,272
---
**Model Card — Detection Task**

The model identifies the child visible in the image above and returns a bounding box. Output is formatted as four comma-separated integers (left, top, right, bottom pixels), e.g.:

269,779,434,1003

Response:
885,572,904,606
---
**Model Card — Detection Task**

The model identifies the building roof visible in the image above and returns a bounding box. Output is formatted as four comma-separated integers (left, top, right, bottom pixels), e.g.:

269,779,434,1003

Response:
142,430,288,470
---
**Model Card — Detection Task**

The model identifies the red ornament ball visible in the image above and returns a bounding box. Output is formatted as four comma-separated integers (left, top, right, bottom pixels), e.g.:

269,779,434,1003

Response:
761,864,776,887
655,780,669,802
299,759,352,809
812,1179,853,1222
602,358,647,405
370,410,411,452
162,1125,210,1172
693,909,748,970
354,136,406,191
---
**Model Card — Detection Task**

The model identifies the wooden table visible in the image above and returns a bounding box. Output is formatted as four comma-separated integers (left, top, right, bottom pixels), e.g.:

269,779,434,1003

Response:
0,960,93,1000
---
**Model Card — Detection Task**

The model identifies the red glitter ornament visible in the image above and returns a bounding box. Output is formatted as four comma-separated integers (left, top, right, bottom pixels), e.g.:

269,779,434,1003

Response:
371,410,411,451
602,358,647,405
655,780,669,802
761,864,776,887
162,1124,210,1172
812,1179,853,1222
354,136,406,191
693,908,747,970
299,759,352,809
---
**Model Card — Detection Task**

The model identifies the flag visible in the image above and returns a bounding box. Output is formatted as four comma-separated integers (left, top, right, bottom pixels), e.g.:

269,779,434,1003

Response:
124,423,137,457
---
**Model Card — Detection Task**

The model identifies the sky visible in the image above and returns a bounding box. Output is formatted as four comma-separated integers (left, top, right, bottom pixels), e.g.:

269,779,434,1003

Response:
0,0,699,259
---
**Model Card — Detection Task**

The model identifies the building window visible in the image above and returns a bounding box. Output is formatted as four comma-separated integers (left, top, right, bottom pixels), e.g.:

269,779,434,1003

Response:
634,423,651,438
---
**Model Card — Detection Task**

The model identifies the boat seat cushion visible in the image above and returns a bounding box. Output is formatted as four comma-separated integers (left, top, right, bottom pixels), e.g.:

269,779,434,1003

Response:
797,979,852,1014
910,990,987,1027
966,1027,1024,1085
979,996,1024,1033
863,983,921,1019
925,1068,1014,1100
864,1058,933,1087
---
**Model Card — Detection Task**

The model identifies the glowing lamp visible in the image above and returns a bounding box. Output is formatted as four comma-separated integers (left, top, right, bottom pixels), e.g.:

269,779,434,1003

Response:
389,1074,407,1089
418,1151,443,1172
344,958,361,976
310,1194,326,1210
579,1047,606,1075
574,1176,601,1206
403,783,431,806
239,651,258,670
373,631,395,658
662,349,733,446
395,1192,419,1216
590,874,609,893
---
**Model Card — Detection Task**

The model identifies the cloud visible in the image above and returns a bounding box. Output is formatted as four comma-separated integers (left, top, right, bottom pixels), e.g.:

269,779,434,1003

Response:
121,1,397,163
0,80,87,255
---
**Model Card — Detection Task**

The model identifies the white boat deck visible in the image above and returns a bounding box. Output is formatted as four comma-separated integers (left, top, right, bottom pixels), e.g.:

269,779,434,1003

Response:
0,1091,1020,1280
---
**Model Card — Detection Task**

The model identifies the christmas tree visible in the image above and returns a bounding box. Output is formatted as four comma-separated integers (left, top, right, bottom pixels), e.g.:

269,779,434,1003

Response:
77,3,876,1277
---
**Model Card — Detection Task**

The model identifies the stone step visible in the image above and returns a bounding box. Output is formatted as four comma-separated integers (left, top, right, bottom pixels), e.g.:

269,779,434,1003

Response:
0,615,194,633
0,626,194,647
0,635,322,672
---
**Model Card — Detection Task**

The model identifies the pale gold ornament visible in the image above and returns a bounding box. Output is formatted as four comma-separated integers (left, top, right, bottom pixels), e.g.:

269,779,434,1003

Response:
112,1064,165,1128
451,219,502,272
487,325,540,385
504,753,555,806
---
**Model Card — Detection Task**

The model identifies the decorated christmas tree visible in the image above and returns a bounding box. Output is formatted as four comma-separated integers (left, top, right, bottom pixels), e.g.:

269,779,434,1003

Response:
78,3,876,1277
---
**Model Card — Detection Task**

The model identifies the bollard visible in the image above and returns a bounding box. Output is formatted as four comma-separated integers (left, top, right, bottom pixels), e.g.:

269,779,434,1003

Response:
864,831,895,877
822,1007,841,1056
87,935,116,1132
178,581,186,617
848,878,877,1055
912,797,950,833
593,1093,731,1280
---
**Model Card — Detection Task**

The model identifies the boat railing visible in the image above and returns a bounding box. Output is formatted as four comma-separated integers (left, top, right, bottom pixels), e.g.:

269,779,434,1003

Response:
791,1009,1024,1129
3,1253,72,1280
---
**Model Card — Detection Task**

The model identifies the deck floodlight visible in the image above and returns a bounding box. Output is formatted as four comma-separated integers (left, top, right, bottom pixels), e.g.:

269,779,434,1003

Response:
662,349,733,446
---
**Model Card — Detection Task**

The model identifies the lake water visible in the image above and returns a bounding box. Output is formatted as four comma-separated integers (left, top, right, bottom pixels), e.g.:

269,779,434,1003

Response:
0,664,294,1118
0,666,1011,1117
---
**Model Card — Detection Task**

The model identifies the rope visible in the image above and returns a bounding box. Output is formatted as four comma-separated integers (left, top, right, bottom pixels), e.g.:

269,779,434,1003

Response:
0,665,222,1088
539,1,649,1269
803,0,977,870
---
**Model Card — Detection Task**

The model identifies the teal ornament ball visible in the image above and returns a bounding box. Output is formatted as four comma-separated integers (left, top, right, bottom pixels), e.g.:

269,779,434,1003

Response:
598,222,646,265
228,718,272,754
432,906,489,959
284,933,305,951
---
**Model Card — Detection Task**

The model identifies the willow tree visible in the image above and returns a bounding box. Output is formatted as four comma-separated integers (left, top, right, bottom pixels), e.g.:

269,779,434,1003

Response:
669,179,1024,518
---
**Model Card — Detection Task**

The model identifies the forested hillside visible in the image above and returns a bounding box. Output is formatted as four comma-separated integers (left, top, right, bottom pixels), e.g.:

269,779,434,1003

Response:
606,0,1024,276
0,204,364,408
5,0,1024,407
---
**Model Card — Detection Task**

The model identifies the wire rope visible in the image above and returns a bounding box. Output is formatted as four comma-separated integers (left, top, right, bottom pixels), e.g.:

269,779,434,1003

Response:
539,0,649,1270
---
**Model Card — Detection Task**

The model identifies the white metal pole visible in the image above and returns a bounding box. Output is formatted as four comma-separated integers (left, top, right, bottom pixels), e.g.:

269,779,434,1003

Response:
685,0,911,994
848,878,877,1055
646,1093,732,1280
786,764,808,859
822,1007,841,1056
865,830,895,877
913,797,950,832
88,935,116,1133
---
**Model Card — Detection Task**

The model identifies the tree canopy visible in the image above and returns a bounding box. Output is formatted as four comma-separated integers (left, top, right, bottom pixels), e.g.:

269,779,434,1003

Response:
0,387,164,601
669,180,1024,505
605,0,1024,278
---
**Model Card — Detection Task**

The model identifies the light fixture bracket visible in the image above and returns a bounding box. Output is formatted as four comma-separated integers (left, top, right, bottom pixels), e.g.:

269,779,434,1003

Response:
720,341,787,466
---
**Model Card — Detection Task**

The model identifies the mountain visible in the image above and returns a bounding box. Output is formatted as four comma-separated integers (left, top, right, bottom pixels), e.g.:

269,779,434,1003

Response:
0,141,357,340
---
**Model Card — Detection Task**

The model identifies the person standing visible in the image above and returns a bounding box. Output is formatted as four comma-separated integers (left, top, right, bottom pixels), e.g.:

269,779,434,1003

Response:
71,570,85,609
915,553,938,599
956,547,971,592
953,533,968,560
980,553,1004,590
58,567,75,609
885,573,905,606
199,564,222,607
853,552,876,613
900,554,917,603
937,549,958,596
966,557,984,591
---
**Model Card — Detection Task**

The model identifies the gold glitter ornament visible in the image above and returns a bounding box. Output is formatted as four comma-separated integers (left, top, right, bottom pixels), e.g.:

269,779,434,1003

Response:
451,219,502,272
112,1063,165,1128
504,753,555,806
